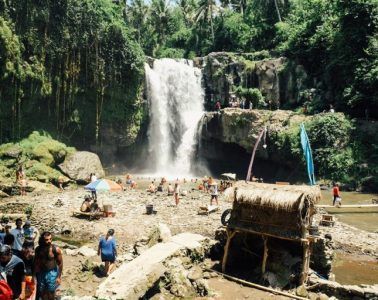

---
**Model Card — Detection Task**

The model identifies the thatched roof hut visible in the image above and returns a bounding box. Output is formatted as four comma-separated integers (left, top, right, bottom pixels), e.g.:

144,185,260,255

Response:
222,182,322,284
225,182,322,240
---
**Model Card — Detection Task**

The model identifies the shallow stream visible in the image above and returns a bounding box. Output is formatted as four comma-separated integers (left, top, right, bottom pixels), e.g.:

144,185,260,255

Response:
320,190,378,232
332,253,378,285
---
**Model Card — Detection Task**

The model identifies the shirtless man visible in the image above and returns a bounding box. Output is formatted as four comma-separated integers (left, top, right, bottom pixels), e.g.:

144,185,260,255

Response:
34,232,63,300
80,196,92,212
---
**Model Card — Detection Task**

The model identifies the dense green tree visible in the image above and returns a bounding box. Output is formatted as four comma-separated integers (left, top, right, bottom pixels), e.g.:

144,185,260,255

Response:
0,0,145,145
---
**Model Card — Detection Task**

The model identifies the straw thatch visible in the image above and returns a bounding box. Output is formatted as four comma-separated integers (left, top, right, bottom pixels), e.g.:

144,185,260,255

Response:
225,181,321,211
225,182,321,239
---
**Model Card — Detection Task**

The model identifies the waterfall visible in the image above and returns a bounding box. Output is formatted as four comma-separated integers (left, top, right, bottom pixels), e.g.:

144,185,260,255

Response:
145,58,205,177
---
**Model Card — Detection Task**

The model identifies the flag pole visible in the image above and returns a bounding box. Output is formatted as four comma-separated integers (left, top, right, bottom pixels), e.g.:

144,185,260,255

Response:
246,126,267,182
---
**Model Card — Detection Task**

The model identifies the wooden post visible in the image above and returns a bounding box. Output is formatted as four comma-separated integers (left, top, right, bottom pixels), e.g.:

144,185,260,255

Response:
222,228,236,273
261,236,268,274
300,240,310,285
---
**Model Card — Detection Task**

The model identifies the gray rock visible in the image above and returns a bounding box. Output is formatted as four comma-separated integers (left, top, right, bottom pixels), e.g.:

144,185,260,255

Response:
59,151,105,182
0,190,10,198
2,145,22,158
65,249,78,256
158,223,172,242
187,266,203,281
296,285,308,297
193,278,209,296
78,246,97,257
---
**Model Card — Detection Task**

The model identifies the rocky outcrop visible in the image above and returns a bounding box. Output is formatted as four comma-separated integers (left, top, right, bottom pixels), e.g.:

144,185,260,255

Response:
199,52,311,109
308,274,378,299
200,108,308,155
96,233,207,299
59,151,105,182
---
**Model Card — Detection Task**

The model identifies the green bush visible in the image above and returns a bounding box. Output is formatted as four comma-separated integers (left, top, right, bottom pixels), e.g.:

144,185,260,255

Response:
155,47,185,59
234,86,266,108
24,160,63,183
272,113,355,182
19,131,75,166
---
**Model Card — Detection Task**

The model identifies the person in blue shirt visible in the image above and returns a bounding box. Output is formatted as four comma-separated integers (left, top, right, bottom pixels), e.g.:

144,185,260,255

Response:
97,229,117,277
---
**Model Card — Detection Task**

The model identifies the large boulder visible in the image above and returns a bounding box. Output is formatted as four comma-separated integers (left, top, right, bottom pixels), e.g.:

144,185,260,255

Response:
59,151,105,182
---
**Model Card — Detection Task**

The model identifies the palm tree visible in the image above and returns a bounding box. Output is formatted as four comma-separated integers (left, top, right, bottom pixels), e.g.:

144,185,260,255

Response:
129,0,149,43
178,0,197,26
195,0,218,42
150,0,171,42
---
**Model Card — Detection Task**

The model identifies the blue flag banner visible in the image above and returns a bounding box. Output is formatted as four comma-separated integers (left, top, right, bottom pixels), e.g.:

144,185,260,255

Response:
300,123,316,185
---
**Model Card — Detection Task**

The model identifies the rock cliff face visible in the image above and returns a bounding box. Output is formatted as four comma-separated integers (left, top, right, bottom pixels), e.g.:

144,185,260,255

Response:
198,108,310,181
196,52,312,110
200,108,307,155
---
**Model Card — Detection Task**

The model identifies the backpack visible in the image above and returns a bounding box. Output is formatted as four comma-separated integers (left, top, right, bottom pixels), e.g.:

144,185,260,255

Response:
0,280,13,300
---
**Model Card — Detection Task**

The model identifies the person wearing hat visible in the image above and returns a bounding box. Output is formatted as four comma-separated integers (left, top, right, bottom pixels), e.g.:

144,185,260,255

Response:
209,180,219,206
23,221,38,243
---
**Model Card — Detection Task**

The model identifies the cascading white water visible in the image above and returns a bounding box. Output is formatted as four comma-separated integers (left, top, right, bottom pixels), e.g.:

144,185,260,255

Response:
145,58,204,177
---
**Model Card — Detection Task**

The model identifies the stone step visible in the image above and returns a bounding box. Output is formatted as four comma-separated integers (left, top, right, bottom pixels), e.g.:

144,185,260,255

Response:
96,232,206,299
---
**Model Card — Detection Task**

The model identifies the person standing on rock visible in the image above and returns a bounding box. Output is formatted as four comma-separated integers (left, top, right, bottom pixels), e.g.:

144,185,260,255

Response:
209,179,219,206
10,219,24,257
173,182,180,206
97,229,117,277
90,173,98,200
215,101,221,112
34,232,63,300
15,164,25,183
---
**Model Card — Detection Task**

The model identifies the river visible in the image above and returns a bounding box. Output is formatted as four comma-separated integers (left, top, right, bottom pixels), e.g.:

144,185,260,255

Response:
320,190,378,232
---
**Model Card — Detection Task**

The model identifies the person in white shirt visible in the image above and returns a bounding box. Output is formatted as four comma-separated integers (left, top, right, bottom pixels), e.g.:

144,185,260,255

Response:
90,173,98,200
10,219,24,257
209,182,219,206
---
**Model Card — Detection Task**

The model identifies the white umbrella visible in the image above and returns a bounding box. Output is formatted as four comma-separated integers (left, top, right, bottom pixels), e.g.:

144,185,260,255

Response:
221,173,236,180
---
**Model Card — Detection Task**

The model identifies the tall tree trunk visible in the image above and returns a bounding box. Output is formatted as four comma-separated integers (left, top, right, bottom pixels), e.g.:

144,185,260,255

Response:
210,5,215,42
274,0,282,22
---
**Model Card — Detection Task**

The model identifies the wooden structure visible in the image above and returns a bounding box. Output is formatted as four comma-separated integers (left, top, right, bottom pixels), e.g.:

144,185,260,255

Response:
222,182,321,285
320,215,335,226
72,210,105,220
317,204,378,213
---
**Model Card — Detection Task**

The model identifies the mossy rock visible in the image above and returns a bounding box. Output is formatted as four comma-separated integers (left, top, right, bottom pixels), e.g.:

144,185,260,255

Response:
1,158,17,168
0,165,12,178
0,143,22,158
24,160,66,183
19,131,76,166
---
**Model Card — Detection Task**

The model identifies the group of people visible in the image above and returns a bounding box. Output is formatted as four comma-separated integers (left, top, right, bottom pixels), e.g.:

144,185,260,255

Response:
0,220,63,300
147,179,181,206
229,98,253,110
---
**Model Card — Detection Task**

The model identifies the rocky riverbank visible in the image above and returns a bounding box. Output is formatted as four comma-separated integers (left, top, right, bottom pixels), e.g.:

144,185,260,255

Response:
1,179,377,298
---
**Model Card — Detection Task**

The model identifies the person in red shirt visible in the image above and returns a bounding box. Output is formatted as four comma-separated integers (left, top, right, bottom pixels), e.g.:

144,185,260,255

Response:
332,182,340,206
215,101,221,111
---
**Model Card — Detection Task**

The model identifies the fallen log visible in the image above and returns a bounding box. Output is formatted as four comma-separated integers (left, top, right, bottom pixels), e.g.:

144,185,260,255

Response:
205,268,307,300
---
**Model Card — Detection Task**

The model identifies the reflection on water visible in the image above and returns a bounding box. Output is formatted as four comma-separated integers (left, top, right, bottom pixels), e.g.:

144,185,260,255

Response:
320,190,378,232
333,253,378,285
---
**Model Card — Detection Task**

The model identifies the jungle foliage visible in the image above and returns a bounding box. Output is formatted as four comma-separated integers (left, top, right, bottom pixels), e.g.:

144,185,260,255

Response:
0,0,377,187
0,0,145,145
123,0,377,119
